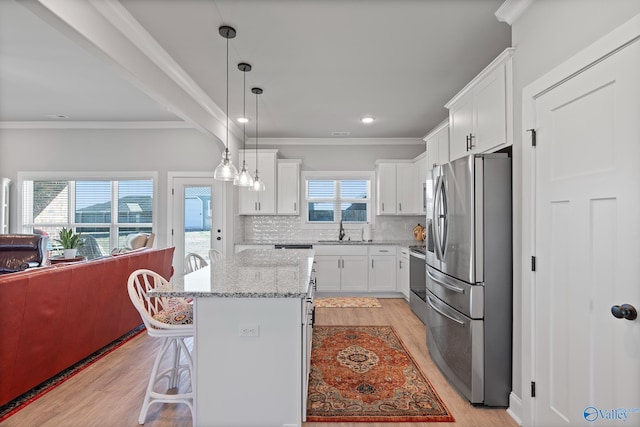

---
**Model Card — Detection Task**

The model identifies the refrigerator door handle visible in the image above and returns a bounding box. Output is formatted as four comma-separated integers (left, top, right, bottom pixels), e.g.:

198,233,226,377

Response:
427,269,465,294
427,295,465,325
433,175,447,261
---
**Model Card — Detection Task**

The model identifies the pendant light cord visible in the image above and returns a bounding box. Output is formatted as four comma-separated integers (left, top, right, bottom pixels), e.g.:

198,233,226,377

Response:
225,34,229,156
242,65,246,163
255,90,259,174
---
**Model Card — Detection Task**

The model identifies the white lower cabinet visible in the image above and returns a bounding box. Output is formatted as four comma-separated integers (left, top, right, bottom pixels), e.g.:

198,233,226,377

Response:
397,247,410,301
314,245,368,292
368,246,397,292
340,256,369,291
315,245,399,294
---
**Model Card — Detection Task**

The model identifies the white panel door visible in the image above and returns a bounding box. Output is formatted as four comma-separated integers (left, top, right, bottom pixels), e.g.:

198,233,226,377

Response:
534,39,640,426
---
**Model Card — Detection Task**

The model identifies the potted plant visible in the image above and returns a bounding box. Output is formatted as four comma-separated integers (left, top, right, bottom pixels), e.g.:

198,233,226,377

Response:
56,227,83,259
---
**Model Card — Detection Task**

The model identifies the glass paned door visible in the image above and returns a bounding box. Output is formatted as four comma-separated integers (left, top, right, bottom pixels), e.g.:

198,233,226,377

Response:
184,186,211,260
171,177,215,276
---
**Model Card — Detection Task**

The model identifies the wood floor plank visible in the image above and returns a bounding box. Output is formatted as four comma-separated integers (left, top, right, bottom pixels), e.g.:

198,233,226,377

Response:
3,298,517,427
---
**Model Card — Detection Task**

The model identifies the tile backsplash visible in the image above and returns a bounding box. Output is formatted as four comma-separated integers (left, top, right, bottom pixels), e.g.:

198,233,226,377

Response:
237,215,426,243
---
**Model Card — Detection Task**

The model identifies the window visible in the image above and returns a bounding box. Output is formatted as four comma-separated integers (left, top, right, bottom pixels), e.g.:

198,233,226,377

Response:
20,175,154,259
304,172,373,225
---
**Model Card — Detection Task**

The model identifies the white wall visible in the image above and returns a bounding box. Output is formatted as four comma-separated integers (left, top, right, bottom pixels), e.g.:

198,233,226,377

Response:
0,129,424,250
509,0,640,407
0,127,223,248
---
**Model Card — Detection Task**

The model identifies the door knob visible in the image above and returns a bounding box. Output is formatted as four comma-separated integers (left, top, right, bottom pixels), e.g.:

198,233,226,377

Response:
216,237,222,241
611,304,637,320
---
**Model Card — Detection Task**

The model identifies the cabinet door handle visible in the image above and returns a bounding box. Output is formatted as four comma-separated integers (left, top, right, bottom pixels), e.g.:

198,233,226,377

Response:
294,202,297,211
399,202,402,212
382,202,385,212
258,202,261,211
371,259,374,268
342,259,345,268
399,260,402,269
469,133,475,149
338,259,341,269
466,135,471,151
254,202,257,211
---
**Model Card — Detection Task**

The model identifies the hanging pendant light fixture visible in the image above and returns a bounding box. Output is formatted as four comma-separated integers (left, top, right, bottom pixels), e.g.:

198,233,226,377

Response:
214,25,239,182
249,87,266,192
234,62,254,187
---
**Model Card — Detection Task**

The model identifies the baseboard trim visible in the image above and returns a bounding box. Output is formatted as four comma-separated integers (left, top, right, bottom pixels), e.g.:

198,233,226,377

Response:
507,392,523,426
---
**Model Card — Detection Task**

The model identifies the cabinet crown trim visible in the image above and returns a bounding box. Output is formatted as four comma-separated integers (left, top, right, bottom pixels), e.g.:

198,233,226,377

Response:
444,47,516,108
422,120,449,141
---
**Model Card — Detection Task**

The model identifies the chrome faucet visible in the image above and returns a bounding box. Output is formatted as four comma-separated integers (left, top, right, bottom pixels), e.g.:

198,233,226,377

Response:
338,220,346,241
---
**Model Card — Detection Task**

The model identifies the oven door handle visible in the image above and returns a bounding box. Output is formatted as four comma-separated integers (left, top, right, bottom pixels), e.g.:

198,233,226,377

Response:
427,295,465,325
427,269,465,294
410,251,425,260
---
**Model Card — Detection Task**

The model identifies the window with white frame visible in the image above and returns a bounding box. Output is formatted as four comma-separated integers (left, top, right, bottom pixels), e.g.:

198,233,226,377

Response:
303,172,373,225
20,175,154,259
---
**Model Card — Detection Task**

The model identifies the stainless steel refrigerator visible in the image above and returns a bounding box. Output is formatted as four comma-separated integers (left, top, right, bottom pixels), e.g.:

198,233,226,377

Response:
425,153,512,407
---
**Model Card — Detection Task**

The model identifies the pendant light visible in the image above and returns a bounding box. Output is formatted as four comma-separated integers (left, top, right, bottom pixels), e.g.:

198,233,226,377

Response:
249,87,266,192
213,25,239,182
234,62,254,187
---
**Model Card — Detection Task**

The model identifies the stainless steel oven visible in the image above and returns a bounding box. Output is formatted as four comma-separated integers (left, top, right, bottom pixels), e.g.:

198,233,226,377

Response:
409,246,427,324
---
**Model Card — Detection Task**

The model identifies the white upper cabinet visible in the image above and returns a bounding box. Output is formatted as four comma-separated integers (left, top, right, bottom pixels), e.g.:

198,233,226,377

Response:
376,162,397,215
277,160,301,215
376,158,424,216
445,48,514,161
424,121,449,171
415,154,427,214
396,162,418,215
238,149,278,215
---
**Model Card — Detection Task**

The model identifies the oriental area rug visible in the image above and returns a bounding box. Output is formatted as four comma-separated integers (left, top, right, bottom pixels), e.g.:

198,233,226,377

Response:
315,297,382,308
307,325,454,423
0,325,146,422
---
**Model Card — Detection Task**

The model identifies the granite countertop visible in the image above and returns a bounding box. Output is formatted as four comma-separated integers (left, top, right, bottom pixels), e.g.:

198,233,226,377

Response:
149,249,315,299
235,240,421,247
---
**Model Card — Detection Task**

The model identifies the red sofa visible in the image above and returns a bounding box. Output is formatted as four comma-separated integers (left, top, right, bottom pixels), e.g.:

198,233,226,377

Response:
0,247,175,407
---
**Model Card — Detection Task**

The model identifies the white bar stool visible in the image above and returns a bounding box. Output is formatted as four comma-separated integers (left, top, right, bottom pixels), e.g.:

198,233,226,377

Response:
127,269,194,424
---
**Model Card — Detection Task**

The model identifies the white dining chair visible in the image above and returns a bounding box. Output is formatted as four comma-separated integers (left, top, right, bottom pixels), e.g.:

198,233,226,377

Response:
208,249,224,263
184,252,208,274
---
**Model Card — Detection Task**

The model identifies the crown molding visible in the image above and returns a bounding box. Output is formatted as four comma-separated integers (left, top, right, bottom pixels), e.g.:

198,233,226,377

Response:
495,0,535,25
245,137,426,147
0,120,194,129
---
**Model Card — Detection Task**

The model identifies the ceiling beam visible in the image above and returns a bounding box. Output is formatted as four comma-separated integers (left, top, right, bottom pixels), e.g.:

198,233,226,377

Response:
19,0,242,150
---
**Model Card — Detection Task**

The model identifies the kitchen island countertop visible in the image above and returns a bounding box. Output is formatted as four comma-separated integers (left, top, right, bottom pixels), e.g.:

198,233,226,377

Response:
149,248,314,299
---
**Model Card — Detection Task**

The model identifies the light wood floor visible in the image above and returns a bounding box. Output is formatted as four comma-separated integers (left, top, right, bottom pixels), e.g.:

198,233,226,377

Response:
3,299,518,427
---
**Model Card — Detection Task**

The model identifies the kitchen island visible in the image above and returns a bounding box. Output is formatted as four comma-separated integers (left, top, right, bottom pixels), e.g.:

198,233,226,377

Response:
150,248,315,427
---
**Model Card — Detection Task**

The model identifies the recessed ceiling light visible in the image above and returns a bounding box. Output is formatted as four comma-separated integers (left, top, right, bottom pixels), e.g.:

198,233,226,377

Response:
361,116,375,124
46,114,69,119
236,117,250,123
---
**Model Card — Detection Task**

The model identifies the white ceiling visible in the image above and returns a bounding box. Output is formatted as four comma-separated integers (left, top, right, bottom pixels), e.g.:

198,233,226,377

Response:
0,0,511,140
